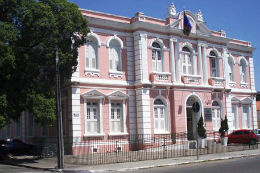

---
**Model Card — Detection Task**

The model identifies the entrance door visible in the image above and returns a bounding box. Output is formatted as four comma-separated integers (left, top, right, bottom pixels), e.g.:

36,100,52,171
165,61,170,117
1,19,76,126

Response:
187,108,193,140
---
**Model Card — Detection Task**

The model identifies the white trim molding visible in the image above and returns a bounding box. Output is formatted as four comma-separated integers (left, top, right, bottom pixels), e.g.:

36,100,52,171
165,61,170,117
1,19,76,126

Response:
106,35,124,49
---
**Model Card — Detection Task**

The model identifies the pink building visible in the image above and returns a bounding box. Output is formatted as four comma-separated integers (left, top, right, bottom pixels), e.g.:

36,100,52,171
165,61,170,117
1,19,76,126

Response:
0,4,257,154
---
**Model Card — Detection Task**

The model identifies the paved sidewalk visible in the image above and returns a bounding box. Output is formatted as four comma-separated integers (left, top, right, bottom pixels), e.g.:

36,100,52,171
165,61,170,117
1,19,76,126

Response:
1,148,260,172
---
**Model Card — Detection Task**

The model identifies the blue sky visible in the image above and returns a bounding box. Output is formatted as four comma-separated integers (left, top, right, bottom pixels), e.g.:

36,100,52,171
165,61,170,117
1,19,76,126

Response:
69,0,260,91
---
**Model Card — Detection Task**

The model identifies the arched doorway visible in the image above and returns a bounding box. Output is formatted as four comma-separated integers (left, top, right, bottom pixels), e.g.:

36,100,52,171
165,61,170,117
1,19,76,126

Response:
186,95,202,140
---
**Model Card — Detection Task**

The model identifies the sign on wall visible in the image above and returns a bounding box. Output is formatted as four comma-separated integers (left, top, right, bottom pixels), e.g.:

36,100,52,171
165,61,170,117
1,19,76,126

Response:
204,108,212,121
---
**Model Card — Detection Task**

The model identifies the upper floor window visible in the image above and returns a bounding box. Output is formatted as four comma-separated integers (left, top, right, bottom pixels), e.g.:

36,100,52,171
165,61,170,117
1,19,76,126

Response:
152,42,163,72
228,57,235,82
242,105,251,129
209,51,219,77
86,37,98,69
109,39,122,71
240,59,247,83
182,47,192,75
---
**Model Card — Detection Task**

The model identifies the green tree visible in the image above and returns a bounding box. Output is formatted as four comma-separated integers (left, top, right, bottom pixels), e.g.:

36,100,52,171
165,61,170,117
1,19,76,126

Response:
197,115,206,138
0,0,89,128
219,115,229,137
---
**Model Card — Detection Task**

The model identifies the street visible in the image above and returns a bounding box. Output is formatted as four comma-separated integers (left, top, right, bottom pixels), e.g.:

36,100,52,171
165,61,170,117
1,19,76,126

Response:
121,155,260,173
0,164,50,173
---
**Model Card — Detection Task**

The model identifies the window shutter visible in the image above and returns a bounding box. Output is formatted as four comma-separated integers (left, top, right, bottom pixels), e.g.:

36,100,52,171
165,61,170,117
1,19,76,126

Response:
85,45,90,68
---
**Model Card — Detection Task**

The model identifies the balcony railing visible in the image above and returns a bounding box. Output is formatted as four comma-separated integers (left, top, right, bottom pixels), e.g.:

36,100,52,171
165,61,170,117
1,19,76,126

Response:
150,72,171,83
209,77,225,87
181,75,201,85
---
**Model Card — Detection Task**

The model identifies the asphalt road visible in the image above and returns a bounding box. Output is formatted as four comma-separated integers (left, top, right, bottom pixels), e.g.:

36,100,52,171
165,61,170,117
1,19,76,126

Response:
0,164,50,173
121,155,260,173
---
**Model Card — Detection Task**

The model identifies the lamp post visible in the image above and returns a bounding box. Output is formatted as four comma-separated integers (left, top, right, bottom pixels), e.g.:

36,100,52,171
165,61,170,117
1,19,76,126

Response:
54,46,64,169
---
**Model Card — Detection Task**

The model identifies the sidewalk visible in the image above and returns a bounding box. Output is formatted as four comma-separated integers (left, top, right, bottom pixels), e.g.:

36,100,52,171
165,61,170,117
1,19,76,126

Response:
1,148,260,172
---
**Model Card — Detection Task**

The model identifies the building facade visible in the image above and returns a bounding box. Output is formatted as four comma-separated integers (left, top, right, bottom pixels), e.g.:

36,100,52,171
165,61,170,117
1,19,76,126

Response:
0,4,257,154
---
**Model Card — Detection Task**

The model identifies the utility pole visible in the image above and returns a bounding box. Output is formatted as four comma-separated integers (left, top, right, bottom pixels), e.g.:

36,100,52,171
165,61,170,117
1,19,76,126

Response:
55,46,64,169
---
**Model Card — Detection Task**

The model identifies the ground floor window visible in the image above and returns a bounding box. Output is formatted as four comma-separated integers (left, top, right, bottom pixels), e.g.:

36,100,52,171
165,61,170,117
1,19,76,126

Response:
6,124,11,138
15,117,21,137
86,102,99,134
154,99,167,133
110,102,123,133
212,108,220,131
242,105,251,129
232,104,239,129
27,112,34,137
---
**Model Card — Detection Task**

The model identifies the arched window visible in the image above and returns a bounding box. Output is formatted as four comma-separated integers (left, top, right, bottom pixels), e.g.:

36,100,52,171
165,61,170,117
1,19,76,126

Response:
209,51,219,77
109,39,121,71
86,37,98,69
212,101,221,131
240,59,247,83
152,42,163,72
154,99,167,132
228,57,234,82
182,47,192,75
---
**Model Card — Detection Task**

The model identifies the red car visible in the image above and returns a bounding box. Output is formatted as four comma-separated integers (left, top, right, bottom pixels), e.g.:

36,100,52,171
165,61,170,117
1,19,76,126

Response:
227,129,258,145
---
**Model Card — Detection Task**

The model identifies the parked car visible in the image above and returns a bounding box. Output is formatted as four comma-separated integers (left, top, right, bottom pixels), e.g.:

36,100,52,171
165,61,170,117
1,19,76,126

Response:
227,129,258,145
253,129,260,141
0,139,34,155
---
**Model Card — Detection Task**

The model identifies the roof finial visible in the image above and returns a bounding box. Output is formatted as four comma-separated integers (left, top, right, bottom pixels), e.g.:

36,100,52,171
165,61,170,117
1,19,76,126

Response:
168,3,176,15
197,9,204,22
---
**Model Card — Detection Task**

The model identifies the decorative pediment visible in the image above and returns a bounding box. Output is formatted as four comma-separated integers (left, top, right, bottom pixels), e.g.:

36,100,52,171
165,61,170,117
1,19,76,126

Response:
82,89,106,99
241,97,252,104
167,10,211,36
107,91,129,100
231,97,240,102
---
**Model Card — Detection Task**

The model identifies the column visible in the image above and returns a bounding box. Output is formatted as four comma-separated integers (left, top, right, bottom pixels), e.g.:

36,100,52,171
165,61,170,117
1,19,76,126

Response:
197,44,203,80
249,56,256,90
252,96,258,129
202,45,208,85
169,38,176,82
175,40,181,82
222,47,229,88
133,32,149,84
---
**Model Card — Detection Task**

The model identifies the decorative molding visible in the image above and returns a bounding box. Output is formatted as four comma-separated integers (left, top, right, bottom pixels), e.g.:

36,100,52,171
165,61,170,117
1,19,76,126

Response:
109,70,123,78
240,83,249,88
84,69,100,77
106,35,124,49
87,31,101,47
196,10,204,22
238,56,248,66
149,38,167,49
167,3,177,16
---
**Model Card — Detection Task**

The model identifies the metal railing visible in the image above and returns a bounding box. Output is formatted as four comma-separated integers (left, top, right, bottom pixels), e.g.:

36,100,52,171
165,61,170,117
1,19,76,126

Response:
29,131,258,165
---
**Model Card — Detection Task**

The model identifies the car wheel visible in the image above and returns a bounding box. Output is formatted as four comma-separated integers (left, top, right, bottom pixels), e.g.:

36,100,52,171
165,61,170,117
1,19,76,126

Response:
249,139,256,145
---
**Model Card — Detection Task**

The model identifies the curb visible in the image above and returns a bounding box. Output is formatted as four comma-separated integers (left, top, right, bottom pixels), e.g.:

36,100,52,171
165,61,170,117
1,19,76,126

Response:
1,153,260,173
85,153,260,172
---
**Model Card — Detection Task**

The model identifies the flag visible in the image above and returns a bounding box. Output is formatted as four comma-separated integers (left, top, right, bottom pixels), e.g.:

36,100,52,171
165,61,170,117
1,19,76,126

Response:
183,11,192,36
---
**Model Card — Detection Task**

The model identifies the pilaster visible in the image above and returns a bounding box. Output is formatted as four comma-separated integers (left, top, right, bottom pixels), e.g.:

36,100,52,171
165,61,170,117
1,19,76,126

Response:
134,32,149,84
197,44,203,81
169,38,177,82
249,56,256,90
175,39,181,83
252,96,258,129
136,88,151,135
201,44,208,85
222,47,229,88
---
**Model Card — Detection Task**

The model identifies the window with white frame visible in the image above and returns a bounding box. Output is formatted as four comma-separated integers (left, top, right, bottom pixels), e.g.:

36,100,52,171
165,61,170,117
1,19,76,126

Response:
86,102,100,134
209,51,219,77
212,101,221,131
240,59,247,83
15,117,21,137
228,57,234,82
6,124,11,138
27,112,34,137
182,47,192,75
110,102,123,133
41,120,49,137
109,39,121,71
152,42,163,72
86,37,98,69
154,99,167,133
242,105,251,129
232,104,239,129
